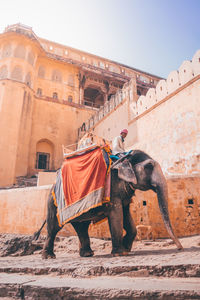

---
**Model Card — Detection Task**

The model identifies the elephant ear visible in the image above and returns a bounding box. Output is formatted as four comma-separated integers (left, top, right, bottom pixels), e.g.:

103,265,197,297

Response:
112,159,137,184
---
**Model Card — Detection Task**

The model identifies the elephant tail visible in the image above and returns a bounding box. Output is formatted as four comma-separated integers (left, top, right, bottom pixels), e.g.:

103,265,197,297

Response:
32,220,46,240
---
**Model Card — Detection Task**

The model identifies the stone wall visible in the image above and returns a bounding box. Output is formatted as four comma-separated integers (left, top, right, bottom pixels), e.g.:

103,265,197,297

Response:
88,50,200,177
0,176,199,239
0,186,50,235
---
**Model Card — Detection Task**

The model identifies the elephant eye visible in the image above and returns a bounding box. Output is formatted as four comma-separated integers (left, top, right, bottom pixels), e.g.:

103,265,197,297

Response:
144,162,154,171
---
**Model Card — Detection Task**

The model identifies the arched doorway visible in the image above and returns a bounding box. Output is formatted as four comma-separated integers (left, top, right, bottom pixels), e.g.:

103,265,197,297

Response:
35,139,54,170
84,87,104,108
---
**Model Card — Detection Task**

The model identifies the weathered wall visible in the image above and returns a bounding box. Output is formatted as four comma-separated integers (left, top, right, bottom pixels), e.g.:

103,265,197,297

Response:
37,172,57,186
0,24,161,187
131,175,200,238
90,50,200,177
0,80,31,186
28,98,94,174
0,176,199,239
127,77,200,176
0,186,50,235
0,31,94,186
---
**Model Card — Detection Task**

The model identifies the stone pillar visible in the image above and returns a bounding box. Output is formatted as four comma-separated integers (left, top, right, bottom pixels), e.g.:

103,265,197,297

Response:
103,92,108,103
79,87,84,105
103,80,109,104
78,72,86,105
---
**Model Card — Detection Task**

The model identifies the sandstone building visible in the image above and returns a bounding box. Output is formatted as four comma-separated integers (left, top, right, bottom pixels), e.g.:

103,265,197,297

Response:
0,23,161,187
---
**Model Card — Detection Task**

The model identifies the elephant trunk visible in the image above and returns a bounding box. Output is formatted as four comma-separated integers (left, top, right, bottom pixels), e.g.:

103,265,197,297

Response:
152,164,183,250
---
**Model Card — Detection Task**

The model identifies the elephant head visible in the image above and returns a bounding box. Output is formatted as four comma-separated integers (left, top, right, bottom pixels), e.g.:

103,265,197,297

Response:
112,150,183,250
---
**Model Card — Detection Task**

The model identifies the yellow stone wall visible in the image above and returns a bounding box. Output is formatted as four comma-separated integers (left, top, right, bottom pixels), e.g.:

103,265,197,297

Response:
0,29,95,186
0,176,199,239
28,98,93,175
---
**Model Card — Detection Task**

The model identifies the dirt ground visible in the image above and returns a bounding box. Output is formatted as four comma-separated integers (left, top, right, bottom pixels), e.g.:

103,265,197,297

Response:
0,233,200,299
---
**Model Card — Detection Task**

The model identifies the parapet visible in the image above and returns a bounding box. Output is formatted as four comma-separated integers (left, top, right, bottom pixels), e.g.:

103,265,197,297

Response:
77,49,200,136
131,49,200,117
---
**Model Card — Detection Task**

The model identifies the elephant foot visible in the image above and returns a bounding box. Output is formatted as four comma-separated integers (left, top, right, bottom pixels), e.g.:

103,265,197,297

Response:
111,248,129,257
42,250,56,260
123,237,134,252
123,244,132,252
80,248,94,257
112,251,129,257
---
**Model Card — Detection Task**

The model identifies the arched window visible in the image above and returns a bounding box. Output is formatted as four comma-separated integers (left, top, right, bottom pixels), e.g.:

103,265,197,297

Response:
52,69,62,82
38,65,45,78
0,65,8,79
11,66,23,81
2,43,12,58
68,95,73,103
35,139,54,170
14,44,26,59
53,92,58,99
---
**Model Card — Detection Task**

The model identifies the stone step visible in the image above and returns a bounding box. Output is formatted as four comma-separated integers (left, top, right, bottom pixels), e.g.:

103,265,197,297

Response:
0,263,200,278
0,273,200,299
0,251,200,278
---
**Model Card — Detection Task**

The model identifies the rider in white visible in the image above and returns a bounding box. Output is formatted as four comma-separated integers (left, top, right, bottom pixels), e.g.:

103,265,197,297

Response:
112,129,128,158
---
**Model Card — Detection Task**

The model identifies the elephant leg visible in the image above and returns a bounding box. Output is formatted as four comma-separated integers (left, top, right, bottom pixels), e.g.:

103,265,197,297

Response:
108,198,126,256
71,221,94,257
42,195,62,259
122,205,137,252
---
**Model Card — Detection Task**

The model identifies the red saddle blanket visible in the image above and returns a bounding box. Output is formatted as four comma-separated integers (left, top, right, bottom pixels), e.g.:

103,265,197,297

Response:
52,146,110,226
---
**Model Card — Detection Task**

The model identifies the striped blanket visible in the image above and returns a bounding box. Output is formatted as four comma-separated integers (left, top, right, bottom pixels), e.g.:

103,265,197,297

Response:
52,146,111,226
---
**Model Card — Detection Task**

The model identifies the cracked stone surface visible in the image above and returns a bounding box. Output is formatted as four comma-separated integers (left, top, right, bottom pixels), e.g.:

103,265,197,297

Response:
0,234,200,299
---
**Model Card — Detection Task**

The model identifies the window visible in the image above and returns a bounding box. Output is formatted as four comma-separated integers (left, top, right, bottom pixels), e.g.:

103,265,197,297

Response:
36,152,50,170
188,199,194,205
99,61,105,69
52,70,62,82
14,44,25,59
53,92,58,99
37,88,42,96
68,95,73,103
11,65,23,81
38,66,45,78
2,43,11,58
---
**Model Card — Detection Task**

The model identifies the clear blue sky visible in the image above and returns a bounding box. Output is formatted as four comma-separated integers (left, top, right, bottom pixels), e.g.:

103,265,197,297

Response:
0,0,199,78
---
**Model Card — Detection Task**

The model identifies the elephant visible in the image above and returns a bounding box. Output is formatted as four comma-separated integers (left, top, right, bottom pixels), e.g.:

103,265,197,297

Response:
34,150,183,258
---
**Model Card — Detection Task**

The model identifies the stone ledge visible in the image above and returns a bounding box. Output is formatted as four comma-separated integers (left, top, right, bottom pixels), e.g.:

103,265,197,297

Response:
0,274,200,300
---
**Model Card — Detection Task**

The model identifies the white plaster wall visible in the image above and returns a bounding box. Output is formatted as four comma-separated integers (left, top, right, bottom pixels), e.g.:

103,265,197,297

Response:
91,49,200,176
128,79,200,175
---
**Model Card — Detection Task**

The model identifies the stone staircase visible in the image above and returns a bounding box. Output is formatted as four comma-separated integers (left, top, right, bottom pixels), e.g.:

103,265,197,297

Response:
0,234,199,299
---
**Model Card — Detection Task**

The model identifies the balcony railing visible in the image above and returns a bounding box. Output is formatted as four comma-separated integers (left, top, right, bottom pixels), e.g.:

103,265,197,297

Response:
83,99,101,109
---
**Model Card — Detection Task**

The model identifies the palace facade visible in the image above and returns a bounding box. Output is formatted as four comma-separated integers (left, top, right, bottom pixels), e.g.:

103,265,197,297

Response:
0,23,161,187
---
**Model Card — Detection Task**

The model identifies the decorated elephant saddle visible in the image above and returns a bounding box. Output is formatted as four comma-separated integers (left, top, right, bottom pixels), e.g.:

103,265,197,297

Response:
52,145,111,226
